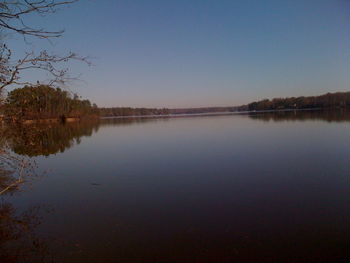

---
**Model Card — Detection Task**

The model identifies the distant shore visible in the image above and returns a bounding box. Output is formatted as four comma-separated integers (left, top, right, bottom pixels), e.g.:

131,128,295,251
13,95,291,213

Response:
2,90,350,123
100,108,325,120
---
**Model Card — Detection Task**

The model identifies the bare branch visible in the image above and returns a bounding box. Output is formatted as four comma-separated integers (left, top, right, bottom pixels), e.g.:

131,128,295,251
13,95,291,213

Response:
0,0,89,93
0,47,90,91
0,0,78,38
0,148,36,195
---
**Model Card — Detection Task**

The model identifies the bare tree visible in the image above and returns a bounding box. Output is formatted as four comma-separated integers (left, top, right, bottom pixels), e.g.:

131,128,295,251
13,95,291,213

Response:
0,0,78,38
0,45,90,91
0,148,35,195
0,0,89,93
0,0,87,195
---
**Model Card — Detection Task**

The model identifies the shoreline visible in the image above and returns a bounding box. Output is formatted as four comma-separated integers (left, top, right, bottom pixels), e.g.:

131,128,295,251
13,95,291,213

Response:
100,108,324,120
1,108,344,124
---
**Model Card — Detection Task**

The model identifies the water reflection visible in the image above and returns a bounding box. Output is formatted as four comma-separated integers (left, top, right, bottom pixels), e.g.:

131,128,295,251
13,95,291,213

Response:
0,121,100,157
2,109,350,158
0,137,50,262
0,202,52,263
0,118,167,157
1,110,350,262
248,109,350,122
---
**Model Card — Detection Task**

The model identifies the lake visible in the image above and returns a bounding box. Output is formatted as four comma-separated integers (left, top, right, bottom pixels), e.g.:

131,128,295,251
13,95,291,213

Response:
1,110,350,263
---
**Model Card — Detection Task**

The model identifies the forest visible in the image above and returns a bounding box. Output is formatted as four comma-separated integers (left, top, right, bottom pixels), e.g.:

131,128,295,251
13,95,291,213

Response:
2,89,350,121
1,85,99,122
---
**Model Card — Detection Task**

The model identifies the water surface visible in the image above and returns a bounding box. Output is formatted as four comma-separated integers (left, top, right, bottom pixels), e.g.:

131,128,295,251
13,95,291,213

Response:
1,110,350,262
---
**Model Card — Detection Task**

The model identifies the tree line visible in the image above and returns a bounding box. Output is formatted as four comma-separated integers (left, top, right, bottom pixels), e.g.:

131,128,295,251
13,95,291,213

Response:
98,92,350,117
2,85,98,122
98,106,245,117
3,89,350,121
99,107,170,117
247,92,350,111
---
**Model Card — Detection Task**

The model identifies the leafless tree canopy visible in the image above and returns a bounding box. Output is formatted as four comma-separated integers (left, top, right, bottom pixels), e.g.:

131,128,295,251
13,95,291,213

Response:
0,0,78,38
0,0,88,93
0,45,90,91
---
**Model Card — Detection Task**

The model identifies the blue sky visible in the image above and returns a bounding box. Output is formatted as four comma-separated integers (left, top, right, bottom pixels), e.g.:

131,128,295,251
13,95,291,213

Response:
9,0,350,107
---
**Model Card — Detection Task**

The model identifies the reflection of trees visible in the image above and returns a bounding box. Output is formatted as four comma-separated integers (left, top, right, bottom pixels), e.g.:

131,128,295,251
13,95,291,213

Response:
0,153,17,194
100,116,170,127
0,202,50,263
101,110,350,125
248,109,350,123
0,151,35,195
2,110,349,158
0,119,103,262
0,151,51,262
0,118,153,159
0,120,100,157
0,120,100,195
0,152,50,262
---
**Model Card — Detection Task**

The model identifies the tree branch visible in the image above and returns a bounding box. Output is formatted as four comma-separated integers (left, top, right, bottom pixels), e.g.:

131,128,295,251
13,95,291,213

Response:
0,0,78,38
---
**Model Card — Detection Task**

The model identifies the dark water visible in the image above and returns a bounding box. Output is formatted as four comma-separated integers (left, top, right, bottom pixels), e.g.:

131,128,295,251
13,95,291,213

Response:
1,110,350,262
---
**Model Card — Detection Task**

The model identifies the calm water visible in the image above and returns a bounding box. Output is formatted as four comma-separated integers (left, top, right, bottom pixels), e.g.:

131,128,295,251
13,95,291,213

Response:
1,110,350,262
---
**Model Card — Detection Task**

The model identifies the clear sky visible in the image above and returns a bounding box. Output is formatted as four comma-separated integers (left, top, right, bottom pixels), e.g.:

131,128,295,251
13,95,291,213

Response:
9,0,350,108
